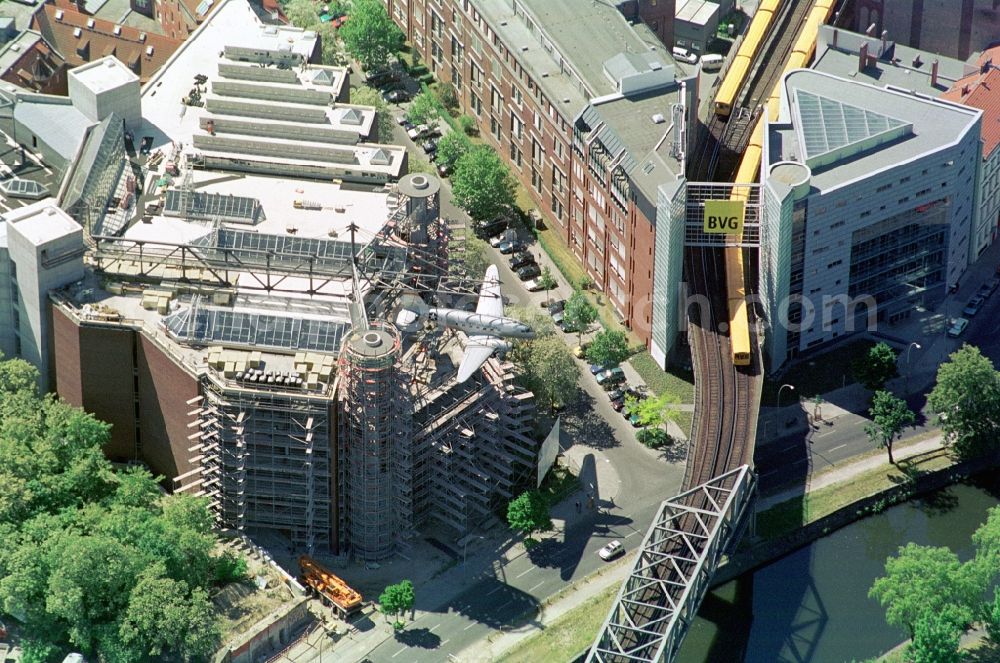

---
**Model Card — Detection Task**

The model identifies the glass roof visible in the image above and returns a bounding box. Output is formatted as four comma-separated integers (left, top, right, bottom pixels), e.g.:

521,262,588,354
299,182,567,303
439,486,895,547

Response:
163,305,349,353
164,189,262,224
795,90,912,168
0,178,49,199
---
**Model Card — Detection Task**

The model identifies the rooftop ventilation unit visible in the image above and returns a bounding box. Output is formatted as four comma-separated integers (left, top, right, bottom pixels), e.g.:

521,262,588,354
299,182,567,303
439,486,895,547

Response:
146,46,154,56
651,113,665,124
113,25,121,35
87,18,95,28
139,32,146,42
55,9,63,20
73,27,81,38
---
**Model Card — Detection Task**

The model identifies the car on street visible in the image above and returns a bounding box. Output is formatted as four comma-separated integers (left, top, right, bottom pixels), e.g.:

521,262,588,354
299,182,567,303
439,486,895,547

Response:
963,295,985,317
547,299,566,315
383,89,411,104
524,277,545,292
596,366,626,388
407,123,430,140
517,263,541,281
598,540,625,561
509,251,535,270
421,138,438,154
490,230,515,248
590,362,614,375
947,317,970,337
475,218,508,239
395,114,411,126
628,412,644,427
572,342,590,358
551,311,565,329
437,163,452,178
498,238,526,254
365,69,400,88
979,278,1000,298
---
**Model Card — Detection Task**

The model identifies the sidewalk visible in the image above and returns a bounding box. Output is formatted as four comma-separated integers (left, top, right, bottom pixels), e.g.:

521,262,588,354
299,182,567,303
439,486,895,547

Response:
757,433,947,510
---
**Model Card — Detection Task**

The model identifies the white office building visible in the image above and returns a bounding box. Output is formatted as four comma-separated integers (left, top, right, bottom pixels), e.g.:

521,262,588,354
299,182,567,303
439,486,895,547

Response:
0,199,85,388
760,69,982,374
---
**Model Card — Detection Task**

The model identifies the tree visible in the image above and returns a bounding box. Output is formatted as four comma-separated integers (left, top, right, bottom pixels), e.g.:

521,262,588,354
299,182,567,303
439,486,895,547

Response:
523,334,579,411
432,82,459,113
625,392,680,449
338,0,404,70
406,90,439,125
563,290,598,344
348,86,393,143
460,234,492,281
451,146,516,222
378,579,415,626
586,330,630,369
434,131,471,171
985,590,1000,644
909,608,963,663
537,267,558,306
869,542,982,638
864,390,915,464
928,344,1000,457
282,0,320,27
506,490,552,538
853,342,899,391
315,23,342,66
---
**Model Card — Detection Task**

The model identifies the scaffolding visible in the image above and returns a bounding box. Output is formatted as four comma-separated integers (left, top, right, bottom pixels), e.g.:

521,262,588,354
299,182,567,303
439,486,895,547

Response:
410,351,538,538
337,321,414,561
190,375,335,553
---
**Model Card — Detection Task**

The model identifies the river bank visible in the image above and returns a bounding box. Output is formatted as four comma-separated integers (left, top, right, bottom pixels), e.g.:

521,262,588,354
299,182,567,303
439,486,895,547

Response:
714,435,1000,587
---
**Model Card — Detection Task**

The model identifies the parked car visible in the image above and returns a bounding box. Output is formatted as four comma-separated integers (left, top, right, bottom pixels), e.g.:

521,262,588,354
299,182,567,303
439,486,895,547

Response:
490,228,516,247
573,343,590,359
524,277,545,292
963,295,985,317
590,362,614,375
947,317,970,337
979,278,1000,298
551,311,565,328
475,218,508,239
547,299,566,315
437,163,452,178
596,366,626,388
395,114,410,126
498,238,526,254
517,263,541,281
407,123,430,140
672,46,698,65
383,88,411,104
365,69,400,87
421,138,439,154
509,251,536,270
598,540,625,561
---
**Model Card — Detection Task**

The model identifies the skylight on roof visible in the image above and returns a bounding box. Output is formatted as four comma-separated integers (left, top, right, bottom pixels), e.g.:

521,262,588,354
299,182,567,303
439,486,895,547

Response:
794,89,913,168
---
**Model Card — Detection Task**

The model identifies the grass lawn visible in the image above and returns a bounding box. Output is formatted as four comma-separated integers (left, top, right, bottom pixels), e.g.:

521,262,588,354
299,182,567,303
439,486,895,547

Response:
761,338,877,403
496,582,618,663
673,410,694,439
756,435,950,539
629,351,695,404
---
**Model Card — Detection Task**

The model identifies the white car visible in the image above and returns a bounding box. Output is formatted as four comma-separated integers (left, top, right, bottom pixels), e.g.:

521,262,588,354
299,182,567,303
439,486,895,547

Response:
672,47,699,65
407,123,430,140
599,540,625,561
947,317,969,338
524,277,545,292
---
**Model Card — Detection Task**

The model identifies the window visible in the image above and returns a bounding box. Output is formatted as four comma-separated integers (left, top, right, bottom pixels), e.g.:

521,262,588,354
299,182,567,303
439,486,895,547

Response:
513,87,523,108
531,167,541,192
510,143,522,167
490,85,501,112
510,114,523,141
551,197,564,221
531,138,543,164
533,112,542,132
551,167,566,195
491,116,501,140
470,93,482,117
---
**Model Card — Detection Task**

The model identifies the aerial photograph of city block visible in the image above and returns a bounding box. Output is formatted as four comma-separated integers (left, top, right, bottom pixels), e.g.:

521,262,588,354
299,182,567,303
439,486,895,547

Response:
1,0,1000,661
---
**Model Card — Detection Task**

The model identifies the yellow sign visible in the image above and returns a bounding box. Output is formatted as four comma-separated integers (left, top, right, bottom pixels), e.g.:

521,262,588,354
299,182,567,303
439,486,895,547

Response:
703,200,745,235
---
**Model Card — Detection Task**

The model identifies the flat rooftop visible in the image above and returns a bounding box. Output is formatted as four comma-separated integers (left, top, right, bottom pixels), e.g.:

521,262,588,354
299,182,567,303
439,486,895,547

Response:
4,197,82,245
813,25,974,98
139,0,319,151
130,169,393,244
70,56,140,92
767,69,982,193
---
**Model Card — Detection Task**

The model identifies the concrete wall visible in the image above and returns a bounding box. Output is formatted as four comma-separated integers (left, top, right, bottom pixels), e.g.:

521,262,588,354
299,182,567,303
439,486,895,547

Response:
216,597,313,663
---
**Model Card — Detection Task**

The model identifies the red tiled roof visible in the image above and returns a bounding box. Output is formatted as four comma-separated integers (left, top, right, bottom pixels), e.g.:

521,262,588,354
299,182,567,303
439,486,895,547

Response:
943,62,1000,158
31,3,182,83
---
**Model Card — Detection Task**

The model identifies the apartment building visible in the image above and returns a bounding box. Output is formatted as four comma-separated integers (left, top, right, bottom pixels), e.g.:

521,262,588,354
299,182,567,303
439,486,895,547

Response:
386,0,695,356
760,69,982,373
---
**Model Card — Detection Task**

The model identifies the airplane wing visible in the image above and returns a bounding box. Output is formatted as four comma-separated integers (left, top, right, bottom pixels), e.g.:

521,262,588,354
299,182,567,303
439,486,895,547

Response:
476,265,503,317
456,335,494,383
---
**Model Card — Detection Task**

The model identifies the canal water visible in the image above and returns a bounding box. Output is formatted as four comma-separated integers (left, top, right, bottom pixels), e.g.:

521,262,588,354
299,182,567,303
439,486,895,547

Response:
676,474,1000,663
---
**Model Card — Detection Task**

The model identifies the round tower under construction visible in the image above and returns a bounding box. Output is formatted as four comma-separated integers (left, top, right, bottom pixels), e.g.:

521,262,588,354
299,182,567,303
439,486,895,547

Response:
337,322,412,561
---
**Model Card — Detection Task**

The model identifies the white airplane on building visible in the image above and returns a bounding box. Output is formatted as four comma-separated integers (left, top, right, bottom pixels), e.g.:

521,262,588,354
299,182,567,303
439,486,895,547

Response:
394,265,534,382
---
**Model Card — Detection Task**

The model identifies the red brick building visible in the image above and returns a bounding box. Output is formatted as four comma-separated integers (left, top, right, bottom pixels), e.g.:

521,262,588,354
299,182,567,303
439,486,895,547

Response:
385,0,693,351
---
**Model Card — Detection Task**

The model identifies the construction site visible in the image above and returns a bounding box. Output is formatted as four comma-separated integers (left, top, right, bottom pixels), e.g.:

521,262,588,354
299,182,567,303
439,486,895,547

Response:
44,0,542,566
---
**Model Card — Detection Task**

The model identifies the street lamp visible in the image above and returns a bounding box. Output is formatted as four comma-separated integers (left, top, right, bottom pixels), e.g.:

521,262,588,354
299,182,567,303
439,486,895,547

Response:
776,383,795,409
905,342,922,393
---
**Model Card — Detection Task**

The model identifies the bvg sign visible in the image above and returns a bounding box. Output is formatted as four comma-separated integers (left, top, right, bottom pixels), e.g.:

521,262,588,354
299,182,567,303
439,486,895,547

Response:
703,200,745,235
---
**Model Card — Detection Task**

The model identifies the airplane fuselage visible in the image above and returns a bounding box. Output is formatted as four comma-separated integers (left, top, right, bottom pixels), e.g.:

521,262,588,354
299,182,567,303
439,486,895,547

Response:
429,308,534,339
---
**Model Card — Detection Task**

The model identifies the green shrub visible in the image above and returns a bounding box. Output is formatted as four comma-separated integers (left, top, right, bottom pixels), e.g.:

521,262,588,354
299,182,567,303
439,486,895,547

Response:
458,114,479,136
213,551,249,584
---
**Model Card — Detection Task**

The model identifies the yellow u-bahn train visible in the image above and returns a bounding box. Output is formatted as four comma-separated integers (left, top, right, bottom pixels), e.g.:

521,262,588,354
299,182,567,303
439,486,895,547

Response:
713,0,783,118
723,0,838,366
